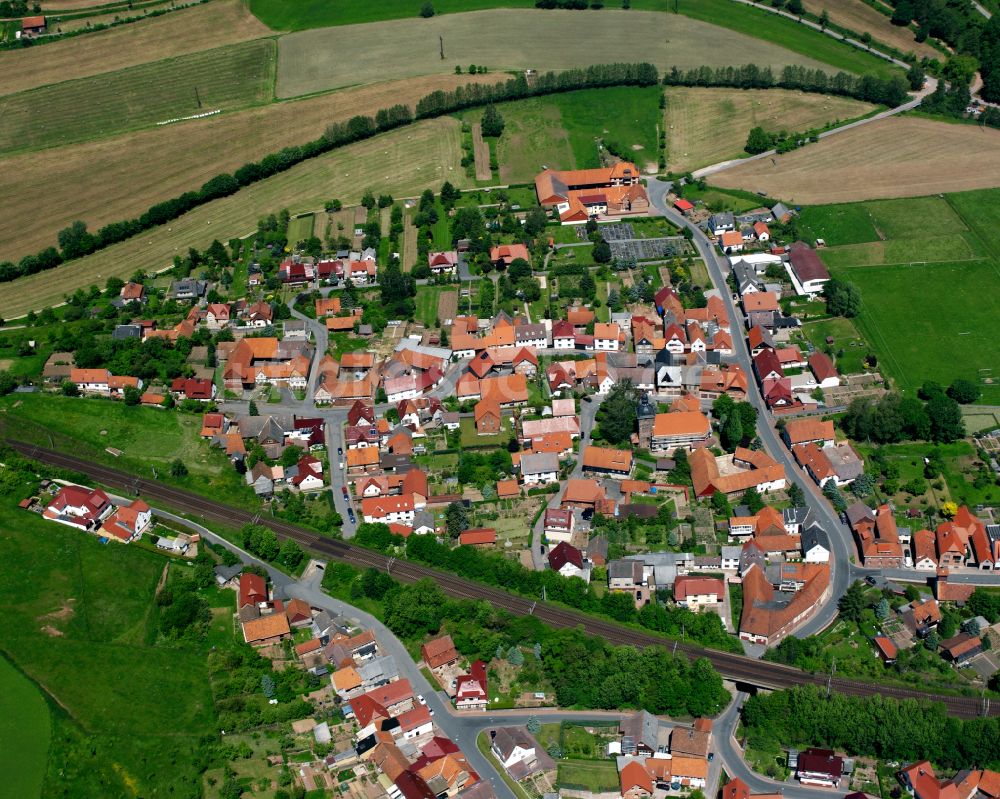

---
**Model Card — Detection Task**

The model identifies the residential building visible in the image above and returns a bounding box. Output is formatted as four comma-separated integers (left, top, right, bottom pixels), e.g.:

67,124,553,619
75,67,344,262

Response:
581,446,633,478
650,411,711,453
783,418,835,448
102,499,152,543
43,485,114,530
455,660,488,710
851,504,904,568
548,542,587,580
673,576,725,609
796,748,842,787
519,452,559,485
619,709,659,755
491,726,538,772
690,447,787,498
543,508,574,544
739,562,831,645
608,559,652,607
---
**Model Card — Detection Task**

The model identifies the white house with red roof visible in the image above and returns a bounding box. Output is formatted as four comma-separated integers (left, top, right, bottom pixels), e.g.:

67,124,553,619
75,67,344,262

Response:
43,485,115,530
454,660,488,710
290,454,326,492
102,499,152,543
361,495,416,525
428,251,459,275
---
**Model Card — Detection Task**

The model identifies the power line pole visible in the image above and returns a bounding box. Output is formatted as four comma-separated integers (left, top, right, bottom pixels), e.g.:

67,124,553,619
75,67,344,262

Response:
826,657,836,698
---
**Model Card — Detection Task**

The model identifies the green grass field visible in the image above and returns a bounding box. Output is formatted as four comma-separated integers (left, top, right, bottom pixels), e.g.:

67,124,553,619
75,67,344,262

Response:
416,285,451,327
797,317,869,374
0,394,252,506
287,212,315,244
807,191,1000,403
251,0,894,78
839,260,1000,403
0,39,276,154
557,759,620,792
459,415,511,447
0,655,50,799
464,86,660,183
0,495,215,796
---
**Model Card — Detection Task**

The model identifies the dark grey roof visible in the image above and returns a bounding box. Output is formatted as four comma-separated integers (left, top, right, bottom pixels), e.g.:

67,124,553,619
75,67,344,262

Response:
783,506,810,526
608,559,642,581
845,502,875,527
113,324,142,340
214,564,242,581
801,525,830,553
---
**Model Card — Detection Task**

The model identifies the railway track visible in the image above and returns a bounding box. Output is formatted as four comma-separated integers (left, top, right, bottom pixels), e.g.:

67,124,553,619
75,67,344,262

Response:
11,440,993,720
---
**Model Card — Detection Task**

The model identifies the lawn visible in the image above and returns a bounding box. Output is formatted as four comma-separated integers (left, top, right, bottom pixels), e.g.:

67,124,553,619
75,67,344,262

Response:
459,415,511,448
664,86,876,173
0,655,50,799
841,260,1000,403
554,86,661,171
0,117,466,320
682,184,769,213
818,233,980,268
0,393,252,506
275,9,834,98
797,316,869,375
946,188,1000,257
287,213,315,245
0,494,215,797
557,759,621,792
0,39,276,155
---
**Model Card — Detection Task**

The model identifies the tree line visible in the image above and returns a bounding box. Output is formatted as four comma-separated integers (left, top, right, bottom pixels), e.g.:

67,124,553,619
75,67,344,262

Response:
742,685,1000,769
0,62,659,288
325,566,730,717
662,64,912,106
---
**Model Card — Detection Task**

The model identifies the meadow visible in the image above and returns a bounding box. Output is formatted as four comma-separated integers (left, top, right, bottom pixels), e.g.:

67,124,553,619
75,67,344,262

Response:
465,86,661,183
712,116,1000,203
835,259,1000,403
0,73,497,263
0,496,215,796
286,213,315,244
0,39,276,155
275,9,832,98
0,656,49,799
0,393,252,503
664,86,876,173
0,117,466,318
0,0,271,95
801,192,1000,402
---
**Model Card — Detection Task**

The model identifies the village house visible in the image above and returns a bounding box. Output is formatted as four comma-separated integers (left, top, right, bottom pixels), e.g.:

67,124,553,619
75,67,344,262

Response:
649,410,712,453
454,661,488,710
690,447,787,498
102,499,152,543
548,542,588,581
787,242,831,296
581,446,633,479
43,485,114,531
673,575,725,610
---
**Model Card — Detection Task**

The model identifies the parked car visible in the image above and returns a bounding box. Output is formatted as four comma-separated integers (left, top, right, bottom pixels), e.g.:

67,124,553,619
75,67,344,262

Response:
341,485,349,500
417,694,426,705
347,508,356,523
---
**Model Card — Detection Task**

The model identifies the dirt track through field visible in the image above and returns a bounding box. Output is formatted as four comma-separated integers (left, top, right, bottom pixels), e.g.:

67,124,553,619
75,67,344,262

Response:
275,8,830,98
0,0,271,96
0,74,499,262
471,122,492,181
712,116,1000,203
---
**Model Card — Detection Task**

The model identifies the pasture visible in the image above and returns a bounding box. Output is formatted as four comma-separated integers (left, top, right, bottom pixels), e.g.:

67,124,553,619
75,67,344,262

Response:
0,39,276,155
0,118,466,318
465,86,660,183
805,192,1000,402
0,493,215,797
0,73,498,263
0,655,49,799
800,0,939,59
664,87,876,173
275,9,832,98
0,0,271,96
836,260,1000,403
712,116,1000,203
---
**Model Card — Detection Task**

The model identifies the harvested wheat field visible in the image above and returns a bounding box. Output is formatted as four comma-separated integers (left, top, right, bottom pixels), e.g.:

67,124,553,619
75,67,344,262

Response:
801,0,938,59
276,8,831,98
0,0,271,96
713,116,1000,203
0,74,498,262
665,87,876,173
0,118,467,319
